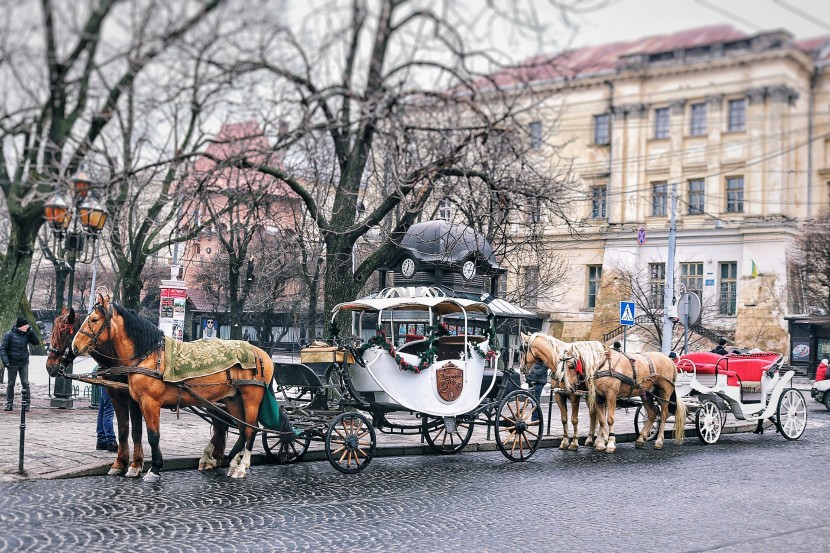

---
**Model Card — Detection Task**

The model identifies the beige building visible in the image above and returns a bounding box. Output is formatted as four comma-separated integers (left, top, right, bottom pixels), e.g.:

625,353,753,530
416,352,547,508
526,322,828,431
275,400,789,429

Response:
489,25,830,353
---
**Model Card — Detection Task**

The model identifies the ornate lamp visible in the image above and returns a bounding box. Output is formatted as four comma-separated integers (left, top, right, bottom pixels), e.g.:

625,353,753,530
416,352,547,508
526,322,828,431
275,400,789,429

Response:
43,194,71,231
79,196,108,233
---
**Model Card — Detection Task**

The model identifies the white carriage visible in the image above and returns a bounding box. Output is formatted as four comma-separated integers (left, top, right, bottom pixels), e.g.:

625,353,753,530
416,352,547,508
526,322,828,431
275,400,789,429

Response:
634,351,808,444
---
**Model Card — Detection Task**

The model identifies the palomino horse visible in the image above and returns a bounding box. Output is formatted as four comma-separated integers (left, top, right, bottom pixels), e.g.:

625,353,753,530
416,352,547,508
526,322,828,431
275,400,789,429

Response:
557,341,686,453
520,332,601,451
45,307,233,477
71,294,283,481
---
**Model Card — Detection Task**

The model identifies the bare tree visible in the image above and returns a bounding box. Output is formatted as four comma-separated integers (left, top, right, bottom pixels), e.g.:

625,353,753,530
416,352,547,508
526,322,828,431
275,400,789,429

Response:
789,211,830,315
0,0,227,329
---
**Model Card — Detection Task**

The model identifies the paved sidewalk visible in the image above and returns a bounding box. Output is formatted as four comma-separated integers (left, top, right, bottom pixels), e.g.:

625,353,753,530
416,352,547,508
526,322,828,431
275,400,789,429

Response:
4,374,811,482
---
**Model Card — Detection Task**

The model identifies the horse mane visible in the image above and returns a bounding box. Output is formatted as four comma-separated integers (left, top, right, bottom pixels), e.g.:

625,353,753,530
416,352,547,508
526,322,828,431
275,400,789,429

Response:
113,303,164,358
567,341,606,378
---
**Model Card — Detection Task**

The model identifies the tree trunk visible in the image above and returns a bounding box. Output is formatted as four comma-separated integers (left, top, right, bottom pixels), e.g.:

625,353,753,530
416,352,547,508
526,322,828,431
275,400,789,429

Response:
0,216,39,331
121,271,145,311
323,241,356,338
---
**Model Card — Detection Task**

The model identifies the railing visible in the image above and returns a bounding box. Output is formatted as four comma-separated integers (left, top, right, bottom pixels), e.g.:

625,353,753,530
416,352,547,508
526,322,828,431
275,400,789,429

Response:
602,318,730,345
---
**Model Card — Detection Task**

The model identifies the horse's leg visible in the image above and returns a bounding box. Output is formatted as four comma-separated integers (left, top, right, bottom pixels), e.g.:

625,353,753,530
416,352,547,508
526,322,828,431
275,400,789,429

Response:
654,384,672,450
199,416,228,471
567,394,580,450
222,399,248,476
229,388,263,479
137,397,163,482
107,391,129,476
605,391,619,454
555,392,570,449
125,398,145,478
636,396,658,449
593,400,608,451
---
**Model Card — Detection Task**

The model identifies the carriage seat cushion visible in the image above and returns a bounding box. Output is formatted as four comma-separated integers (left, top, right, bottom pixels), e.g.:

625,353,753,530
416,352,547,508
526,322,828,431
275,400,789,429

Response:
725,359,767,383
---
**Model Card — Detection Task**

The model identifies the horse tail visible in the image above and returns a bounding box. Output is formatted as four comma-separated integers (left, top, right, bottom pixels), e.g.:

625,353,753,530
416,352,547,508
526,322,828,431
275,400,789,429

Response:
672,389,687,444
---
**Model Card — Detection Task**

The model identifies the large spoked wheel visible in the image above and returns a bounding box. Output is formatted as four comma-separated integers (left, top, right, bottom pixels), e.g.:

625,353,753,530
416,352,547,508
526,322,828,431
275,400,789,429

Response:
262,429,311,465
495,390,542,462
776,388,807,441
824,392,830,412
325,364,344,405
633,405,660,442
423,416,474,454
325,412,377,474
695,400,723,445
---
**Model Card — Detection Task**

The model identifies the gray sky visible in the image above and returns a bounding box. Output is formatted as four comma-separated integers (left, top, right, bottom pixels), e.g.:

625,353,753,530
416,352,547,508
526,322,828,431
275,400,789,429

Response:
559,0,830,48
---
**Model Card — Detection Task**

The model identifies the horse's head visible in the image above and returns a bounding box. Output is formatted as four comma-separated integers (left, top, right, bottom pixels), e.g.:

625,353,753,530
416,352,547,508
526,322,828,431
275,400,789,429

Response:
46,307,79,377
556,346,583,393
521,332,561,374
72,293,115,356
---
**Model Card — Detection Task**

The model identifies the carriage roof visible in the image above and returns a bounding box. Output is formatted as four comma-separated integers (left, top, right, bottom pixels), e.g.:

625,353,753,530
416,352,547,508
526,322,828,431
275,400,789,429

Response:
331,287,491,317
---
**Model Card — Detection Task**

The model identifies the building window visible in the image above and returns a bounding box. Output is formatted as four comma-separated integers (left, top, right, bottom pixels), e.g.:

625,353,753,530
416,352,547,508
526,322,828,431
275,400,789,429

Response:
591,186,607,219
529,121,542,150
438,198,452,220
526,199,542,224
726,176,744,213
688,179,705,214
654,107,670,139
522,266,539,307
727,98,745,132
690,103,707,136
719,262,737,315
587,265,602,309
680,262,704,300
652,181,668,216
497,276,507,299
593,113,610,145
649,262,666,309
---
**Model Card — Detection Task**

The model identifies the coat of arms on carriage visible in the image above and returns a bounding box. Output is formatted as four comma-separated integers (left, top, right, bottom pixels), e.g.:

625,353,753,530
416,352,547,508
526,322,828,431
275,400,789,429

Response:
436,362,463,402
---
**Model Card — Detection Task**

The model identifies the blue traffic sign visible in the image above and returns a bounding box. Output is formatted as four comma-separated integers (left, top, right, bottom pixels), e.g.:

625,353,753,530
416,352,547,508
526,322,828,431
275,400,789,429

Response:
620,301,636,326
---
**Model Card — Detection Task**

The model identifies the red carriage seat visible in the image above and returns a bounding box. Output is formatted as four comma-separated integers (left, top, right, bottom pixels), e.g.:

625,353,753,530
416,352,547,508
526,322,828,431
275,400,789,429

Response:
723,353,781,383
676,351,724,375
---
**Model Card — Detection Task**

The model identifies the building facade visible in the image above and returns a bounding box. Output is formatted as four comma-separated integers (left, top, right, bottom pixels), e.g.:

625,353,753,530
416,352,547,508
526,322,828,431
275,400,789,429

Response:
488,25,830,353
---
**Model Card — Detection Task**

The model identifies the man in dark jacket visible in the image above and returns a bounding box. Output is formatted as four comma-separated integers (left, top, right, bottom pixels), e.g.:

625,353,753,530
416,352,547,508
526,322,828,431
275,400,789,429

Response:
711,338,729,356
526,360,549,422
1,317,40,411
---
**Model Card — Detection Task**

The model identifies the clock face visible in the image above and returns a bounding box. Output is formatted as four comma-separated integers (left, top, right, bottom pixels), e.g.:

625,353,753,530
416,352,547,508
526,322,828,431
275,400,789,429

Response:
401,258,415,278
462,260,475,280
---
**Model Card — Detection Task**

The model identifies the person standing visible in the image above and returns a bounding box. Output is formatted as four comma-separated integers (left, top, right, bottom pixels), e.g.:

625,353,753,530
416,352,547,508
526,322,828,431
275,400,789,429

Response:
525,360,549,422
95,383,118,452
1,317,40,411
816,358,829,382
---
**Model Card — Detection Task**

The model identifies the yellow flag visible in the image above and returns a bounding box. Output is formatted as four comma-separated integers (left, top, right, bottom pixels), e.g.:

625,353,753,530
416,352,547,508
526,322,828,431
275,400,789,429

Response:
751,260,759,278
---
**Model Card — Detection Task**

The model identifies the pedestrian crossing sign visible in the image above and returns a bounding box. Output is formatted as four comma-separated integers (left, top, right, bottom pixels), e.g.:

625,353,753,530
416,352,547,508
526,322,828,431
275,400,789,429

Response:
620,301,636,326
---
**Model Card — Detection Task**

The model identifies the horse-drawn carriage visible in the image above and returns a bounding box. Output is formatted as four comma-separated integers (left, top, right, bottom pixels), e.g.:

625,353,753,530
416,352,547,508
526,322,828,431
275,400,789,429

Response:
632,350,807,444
265,286,543,473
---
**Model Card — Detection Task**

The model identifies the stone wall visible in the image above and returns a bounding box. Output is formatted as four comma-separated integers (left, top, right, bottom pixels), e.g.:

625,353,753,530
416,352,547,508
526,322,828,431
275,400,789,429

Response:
734,274,789,352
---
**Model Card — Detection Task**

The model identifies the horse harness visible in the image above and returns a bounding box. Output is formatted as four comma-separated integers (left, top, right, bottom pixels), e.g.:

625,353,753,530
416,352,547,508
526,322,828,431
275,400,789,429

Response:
592,348,658,400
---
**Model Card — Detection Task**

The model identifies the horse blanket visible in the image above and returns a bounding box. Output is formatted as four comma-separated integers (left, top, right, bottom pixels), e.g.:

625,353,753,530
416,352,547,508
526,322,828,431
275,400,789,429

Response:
162,337,259,383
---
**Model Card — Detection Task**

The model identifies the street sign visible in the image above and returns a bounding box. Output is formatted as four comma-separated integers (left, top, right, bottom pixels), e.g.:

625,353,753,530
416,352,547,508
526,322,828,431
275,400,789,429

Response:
637,227,646,246
676,292,702,327
620,301,636,326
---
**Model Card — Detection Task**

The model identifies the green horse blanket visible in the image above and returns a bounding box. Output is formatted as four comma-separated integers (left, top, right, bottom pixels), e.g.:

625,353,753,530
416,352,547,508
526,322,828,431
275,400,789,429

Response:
162,337,259,382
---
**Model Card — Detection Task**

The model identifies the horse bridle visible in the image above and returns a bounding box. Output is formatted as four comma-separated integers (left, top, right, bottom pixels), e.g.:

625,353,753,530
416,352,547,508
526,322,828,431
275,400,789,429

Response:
75,303,114,356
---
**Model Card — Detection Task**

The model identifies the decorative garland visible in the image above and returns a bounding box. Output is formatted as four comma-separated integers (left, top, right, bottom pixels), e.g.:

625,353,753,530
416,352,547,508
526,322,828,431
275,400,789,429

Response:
356,322,450,373
467,315,499,362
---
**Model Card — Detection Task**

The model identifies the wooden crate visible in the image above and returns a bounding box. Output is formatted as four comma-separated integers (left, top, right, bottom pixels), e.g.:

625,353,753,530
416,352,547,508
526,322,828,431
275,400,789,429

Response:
300,346,355,364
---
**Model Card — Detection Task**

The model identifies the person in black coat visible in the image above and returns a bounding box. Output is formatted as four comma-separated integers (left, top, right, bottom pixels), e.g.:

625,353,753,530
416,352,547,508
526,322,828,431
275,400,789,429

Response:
0,317,40,411
711,338,729,356
525,360,549,422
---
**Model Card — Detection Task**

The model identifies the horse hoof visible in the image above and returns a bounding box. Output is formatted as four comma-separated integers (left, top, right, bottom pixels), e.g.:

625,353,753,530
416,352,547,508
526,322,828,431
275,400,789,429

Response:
228,468,246,479
568,443,579,451
635,441,645,449
125,466,142,478
584,439,594,447
107,468,125,476
605,446,616,454
654,442,664,450
594,445,606,452
559,441,569,450
143,471,160,483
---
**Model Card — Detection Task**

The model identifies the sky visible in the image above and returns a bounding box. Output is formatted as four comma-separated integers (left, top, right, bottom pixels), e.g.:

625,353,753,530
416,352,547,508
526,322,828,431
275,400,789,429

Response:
542,0,830,51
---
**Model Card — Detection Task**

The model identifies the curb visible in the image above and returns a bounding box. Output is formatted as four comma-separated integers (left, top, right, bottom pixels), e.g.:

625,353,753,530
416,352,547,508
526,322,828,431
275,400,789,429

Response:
40,421,763,480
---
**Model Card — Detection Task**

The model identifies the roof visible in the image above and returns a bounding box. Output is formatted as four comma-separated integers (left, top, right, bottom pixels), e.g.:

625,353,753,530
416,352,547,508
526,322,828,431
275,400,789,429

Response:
428,286,539,319
472,25,830,91
332,290,491,318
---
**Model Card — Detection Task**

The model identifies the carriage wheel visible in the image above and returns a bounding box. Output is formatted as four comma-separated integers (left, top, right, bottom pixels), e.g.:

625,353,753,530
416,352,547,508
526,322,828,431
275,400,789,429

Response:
824,392,830,412
262,429,310,464
495,390,542,462
633,405,660,442
325,412,376,474
423,416,474,454
776,388,807,441
325,364,344,405
695,400,722,445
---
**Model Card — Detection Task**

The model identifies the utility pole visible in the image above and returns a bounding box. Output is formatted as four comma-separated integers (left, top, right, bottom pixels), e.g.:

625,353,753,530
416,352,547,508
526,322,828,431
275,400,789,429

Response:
661,181,677,354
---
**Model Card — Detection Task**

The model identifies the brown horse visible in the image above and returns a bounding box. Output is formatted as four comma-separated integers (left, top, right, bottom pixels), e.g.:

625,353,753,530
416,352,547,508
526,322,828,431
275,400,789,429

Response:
557,341,686,453
71,294,280,481
46,307,147,477
520,332,601,451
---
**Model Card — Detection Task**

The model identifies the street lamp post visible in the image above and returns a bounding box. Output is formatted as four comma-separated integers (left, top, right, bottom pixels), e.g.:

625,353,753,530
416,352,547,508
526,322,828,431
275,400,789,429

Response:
43,169,108,408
